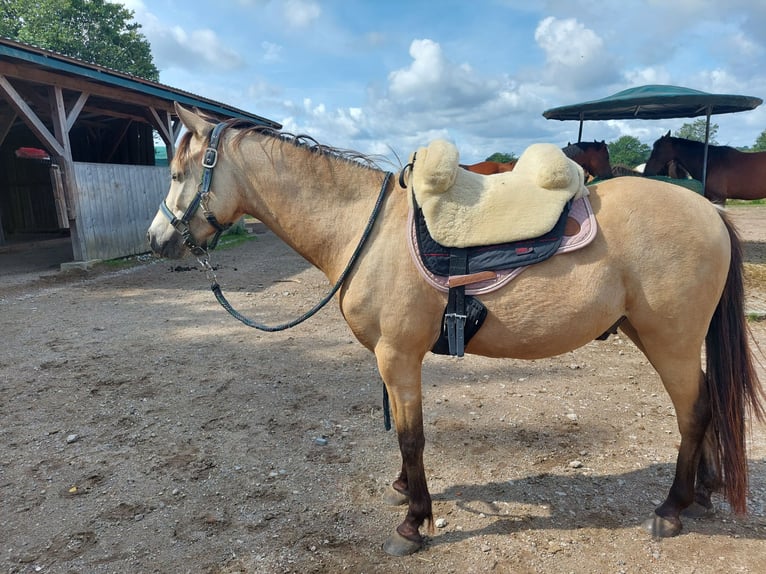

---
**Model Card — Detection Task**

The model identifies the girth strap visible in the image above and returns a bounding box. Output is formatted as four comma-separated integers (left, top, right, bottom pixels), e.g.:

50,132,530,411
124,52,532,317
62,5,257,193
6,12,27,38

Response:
446,249,469,356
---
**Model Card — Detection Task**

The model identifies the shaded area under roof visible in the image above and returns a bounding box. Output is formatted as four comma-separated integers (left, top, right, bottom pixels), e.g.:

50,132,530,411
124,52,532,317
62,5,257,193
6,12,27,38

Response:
543,85,762,122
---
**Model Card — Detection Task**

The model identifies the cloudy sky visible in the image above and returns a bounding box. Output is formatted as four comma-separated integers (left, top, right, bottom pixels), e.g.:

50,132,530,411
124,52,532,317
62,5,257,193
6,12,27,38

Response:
120,0,766,164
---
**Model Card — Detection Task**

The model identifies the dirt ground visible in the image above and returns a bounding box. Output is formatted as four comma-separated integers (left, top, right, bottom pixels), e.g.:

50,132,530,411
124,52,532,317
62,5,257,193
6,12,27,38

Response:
2,206,766,574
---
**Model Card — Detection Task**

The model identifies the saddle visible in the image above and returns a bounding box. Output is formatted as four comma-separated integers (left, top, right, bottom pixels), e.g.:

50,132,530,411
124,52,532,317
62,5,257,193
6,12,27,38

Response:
410,140,587,247
402,140,594,357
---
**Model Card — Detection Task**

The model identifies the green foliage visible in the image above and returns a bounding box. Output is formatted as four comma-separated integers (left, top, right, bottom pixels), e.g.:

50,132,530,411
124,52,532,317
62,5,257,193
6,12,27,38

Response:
485,152,517,163
752,129,766,152
607,135,651,167
674,119,718,144
0,0,159,81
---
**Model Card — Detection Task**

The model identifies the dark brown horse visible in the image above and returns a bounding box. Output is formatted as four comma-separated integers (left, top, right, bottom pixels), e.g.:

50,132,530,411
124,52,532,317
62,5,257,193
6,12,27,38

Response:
463,141,613,180
644,132,766,203
562,140,613,180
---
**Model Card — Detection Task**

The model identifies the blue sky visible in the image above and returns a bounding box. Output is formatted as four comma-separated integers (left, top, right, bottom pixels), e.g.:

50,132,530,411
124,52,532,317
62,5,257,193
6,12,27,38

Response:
121,0,766,164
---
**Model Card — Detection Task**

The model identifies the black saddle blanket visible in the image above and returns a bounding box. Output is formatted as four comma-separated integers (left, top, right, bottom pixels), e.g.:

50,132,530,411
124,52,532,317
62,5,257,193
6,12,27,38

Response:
415,199,572,276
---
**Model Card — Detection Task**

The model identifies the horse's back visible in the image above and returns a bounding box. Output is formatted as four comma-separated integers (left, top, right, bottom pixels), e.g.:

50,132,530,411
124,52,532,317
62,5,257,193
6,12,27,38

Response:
468,176,731,358
591,176,730,282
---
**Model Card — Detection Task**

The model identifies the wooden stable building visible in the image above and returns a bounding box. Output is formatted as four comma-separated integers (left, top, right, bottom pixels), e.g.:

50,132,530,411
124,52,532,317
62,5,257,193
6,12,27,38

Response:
0,37,279,266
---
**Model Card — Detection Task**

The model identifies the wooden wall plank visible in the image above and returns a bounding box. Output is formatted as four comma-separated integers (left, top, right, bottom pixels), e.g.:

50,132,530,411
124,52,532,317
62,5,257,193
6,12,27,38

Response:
73,163,167,261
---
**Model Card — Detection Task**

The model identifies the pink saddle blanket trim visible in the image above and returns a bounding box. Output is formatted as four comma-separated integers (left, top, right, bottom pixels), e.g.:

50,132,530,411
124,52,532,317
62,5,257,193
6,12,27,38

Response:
408,196,598,295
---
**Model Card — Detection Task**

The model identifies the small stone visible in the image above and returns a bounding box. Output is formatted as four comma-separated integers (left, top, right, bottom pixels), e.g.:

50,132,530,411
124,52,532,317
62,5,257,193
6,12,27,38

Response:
66,434,79,444
435,518,448,528
566,413,578,421
569,460,583,468
314,437,328,446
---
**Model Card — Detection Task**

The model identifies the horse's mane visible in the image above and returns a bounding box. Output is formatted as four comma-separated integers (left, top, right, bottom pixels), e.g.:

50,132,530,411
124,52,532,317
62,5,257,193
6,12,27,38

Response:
662,135,739,155
173,116,389,172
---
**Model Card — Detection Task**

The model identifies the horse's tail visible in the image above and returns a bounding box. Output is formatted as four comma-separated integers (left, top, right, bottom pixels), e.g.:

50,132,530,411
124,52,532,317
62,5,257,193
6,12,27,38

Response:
705,212,766,513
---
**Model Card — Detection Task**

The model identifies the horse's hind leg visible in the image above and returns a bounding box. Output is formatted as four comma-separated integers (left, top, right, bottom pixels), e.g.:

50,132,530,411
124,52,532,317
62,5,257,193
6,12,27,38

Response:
620,321,711,536
646,378,710,537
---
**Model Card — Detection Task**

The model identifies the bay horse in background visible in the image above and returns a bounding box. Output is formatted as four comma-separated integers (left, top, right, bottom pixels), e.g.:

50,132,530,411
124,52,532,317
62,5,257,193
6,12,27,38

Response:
644,131,766,203
562,140,613,180
463,140,613,181
148,103,764,556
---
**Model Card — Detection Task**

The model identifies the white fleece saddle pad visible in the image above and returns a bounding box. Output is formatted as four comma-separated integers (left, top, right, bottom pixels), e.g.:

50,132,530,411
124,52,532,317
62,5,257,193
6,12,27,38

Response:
410,140,588,248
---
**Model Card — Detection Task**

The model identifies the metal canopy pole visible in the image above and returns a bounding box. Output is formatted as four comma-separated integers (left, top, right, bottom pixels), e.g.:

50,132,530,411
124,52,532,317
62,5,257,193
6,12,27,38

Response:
701,107,712,193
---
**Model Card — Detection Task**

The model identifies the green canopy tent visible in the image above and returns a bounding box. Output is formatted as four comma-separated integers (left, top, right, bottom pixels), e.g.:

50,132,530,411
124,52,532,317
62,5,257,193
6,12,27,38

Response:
543,84,762,190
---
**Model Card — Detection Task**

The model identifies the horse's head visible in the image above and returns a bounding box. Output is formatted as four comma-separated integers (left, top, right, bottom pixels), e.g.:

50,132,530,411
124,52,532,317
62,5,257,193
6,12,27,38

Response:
147,103,243,259
586,140,613,179
563,140,612,179
643,131,675,176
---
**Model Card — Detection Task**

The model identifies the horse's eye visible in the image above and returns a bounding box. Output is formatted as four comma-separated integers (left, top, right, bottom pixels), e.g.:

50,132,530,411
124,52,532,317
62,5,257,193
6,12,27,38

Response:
171,172,181,182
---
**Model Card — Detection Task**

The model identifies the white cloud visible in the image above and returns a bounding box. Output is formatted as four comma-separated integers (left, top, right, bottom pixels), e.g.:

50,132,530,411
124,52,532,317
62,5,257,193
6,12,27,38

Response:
387,39,499,109
623,67,672,86
261,41,283,63
534,17,620,89
154,26,244,71
114,0,245,73
283,0,321,28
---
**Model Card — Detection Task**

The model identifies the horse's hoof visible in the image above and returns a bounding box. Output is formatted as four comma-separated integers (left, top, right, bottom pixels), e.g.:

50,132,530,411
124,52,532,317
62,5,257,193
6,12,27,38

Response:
382,486,409,506
382,530,422,556
681,501,715,519
643,514,682,538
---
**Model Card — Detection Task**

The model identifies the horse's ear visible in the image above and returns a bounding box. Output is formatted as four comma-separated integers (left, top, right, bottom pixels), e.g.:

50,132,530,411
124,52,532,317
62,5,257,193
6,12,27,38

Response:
174,102,214,139
664,130,671,138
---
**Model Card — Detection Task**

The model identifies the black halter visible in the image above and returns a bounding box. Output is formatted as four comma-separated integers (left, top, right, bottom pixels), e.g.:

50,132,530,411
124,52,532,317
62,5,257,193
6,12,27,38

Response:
159,121,232,255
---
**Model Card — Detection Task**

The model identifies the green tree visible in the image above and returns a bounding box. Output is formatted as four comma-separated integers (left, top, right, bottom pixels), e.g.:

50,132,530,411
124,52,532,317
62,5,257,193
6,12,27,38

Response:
674,119,718,143
752,129,766,151
0,0,159,81
485,152,517,163
607,135,651,167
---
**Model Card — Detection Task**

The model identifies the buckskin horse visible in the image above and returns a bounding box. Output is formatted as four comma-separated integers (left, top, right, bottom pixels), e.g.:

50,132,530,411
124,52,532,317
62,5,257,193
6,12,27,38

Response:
644,131,766,203
462,140,612,181
147,104,764,556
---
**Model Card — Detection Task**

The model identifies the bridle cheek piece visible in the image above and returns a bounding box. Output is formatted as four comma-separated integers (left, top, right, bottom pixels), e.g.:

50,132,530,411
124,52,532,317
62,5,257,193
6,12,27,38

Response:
159,121,232,256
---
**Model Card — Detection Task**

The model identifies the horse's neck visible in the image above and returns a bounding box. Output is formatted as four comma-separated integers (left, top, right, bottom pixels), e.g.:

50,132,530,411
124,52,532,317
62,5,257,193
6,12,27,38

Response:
236,138,389,279
676,142,708,179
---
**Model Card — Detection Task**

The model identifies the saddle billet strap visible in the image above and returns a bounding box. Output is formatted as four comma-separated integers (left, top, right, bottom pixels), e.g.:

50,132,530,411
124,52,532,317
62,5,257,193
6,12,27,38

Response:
446,250,468,357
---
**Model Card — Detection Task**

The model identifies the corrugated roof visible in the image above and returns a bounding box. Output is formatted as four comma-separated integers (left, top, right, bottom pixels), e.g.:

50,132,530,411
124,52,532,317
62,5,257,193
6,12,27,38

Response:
0,36,281,128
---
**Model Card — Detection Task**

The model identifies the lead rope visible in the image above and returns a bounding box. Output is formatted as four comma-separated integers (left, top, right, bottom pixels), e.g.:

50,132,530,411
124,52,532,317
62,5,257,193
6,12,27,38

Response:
201,171,393,332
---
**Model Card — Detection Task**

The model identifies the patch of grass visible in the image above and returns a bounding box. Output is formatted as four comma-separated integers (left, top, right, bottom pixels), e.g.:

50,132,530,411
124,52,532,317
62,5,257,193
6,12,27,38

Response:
728,198,766,206
217,233,258,249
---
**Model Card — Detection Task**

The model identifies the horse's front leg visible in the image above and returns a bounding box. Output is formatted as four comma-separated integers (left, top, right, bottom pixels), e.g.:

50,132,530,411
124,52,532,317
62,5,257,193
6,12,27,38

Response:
375,347,432,555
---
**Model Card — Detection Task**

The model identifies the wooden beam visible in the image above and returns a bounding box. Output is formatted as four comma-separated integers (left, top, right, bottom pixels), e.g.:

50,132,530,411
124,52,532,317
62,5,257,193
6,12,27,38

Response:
104,119,132,163
66,91,89,130
0,74,64,156
0,108,16,147
0,60,175,111
149,106,172,144
49,84,85,260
